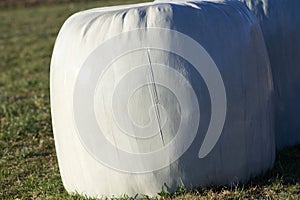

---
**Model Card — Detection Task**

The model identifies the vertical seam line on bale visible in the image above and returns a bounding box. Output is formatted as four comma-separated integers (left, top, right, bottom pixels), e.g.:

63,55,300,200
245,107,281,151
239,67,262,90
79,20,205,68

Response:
146,48,165,145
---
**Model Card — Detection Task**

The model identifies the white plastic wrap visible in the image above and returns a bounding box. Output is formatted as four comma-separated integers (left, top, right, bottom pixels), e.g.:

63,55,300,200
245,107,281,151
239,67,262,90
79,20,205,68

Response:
50,0,275,197
239,0,300,149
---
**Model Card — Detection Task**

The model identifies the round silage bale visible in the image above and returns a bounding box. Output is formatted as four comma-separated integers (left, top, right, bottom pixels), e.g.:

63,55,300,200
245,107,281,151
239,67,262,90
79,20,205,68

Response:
238,0,300,149
50,0,275,197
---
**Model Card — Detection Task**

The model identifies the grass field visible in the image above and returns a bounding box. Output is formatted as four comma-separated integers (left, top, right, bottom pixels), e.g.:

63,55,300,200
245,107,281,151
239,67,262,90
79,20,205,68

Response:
0,0,299,199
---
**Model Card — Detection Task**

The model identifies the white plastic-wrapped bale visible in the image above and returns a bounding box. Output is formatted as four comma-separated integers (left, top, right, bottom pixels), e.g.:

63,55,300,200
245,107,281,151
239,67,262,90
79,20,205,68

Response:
50,0,275,197
237,0,300,149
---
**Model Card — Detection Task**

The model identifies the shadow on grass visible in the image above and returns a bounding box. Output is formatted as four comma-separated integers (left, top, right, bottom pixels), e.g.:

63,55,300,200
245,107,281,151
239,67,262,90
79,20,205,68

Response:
250,144,300,186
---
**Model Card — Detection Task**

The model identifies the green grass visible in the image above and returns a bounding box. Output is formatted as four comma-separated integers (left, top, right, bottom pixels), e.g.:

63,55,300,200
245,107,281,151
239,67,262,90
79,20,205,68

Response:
0,0,299,199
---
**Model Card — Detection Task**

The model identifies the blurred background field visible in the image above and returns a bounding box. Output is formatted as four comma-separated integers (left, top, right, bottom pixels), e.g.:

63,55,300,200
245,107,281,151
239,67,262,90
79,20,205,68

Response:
0,0,299,199
0,0,92,8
